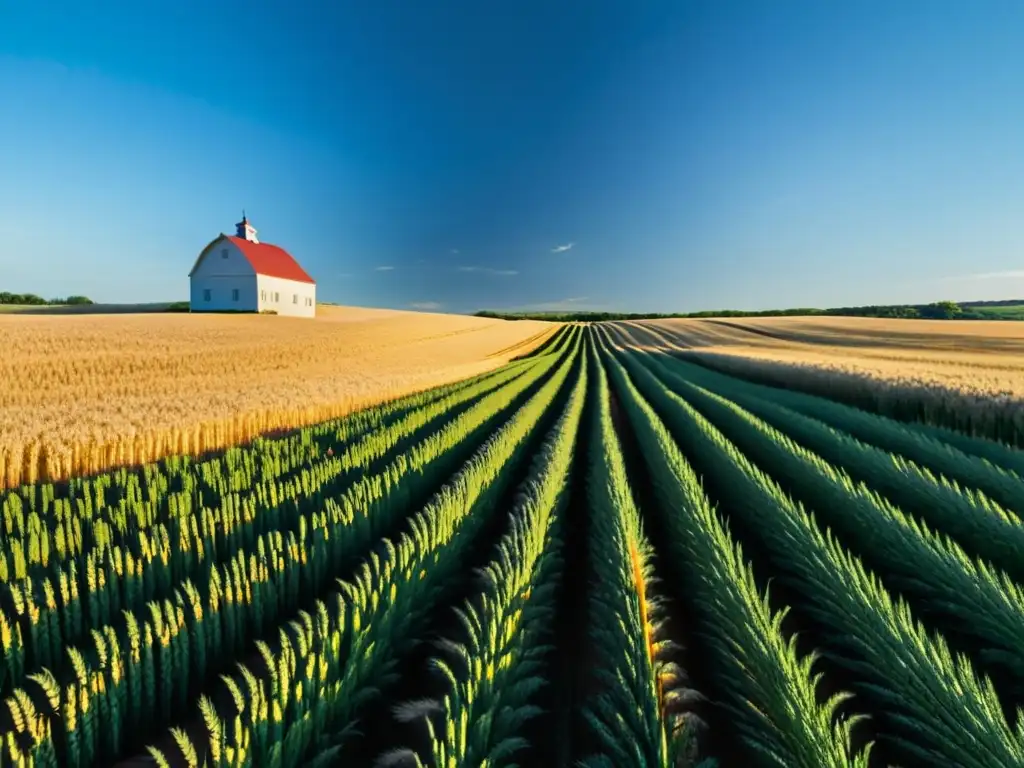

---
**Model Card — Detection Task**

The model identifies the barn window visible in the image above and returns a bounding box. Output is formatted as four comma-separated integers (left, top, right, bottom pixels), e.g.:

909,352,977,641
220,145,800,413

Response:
260,290,266,301
203,289,211,301
232,288,240,302
274,292,279,302
221,249,228,259
293,294,298,304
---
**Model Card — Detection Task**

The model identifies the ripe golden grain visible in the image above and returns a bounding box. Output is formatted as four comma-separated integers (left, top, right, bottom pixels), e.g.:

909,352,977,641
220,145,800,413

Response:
0,306,559,489
606,316,1024,445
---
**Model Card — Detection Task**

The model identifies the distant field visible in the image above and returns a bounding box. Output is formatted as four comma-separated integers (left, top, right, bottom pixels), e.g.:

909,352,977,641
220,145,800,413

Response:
610,315,1024,444
0,304,558,487
0,302,176,314
972,303,1024,319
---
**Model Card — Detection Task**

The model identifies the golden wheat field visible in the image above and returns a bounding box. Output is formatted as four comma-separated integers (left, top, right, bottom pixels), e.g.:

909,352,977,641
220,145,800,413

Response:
606,315,1024,443
0,305,558,489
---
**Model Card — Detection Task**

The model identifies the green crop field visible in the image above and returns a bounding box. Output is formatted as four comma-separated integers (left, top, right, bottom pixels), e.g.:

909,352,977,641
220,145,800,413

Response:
2,323,1024,767
973,304,1024,320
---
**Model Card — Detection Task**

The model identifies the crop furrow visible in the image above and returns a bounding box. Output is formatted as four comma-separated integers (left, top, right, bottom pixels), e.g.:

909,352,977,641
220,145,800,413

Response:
632,347,1024,713
0,342,554,703
606,331,1024,768
382,335,586,767
339,340,583,764
648,343,1024,514
579,333,716,768
140,330,583,768
645,349,1024,584
595,329,868,768
0,337,577,765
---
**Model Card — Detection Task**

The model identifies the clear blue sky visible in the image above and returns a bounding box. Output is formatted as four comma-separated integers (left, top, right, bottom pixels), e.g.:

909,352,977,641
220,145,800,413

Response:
2,1,1023,314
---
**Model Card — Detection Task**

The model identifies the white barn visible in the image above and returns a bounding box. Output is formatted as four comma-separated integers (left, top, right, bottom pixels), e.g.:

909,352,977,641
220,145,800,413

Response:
188,214,316,318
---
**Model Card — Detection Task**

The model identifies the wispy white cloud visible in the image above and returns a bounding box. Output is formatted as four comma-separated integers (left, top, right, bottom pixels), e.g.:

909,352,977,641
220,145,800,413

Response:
457,266,519,276
410,301,443,311
551,242,575,254
374,265,395,272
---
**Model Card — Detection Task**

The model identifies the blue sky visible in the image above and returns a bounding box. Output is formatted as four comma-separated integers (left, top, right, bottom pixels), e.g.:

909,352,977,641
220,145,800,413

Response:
2,1,1024,314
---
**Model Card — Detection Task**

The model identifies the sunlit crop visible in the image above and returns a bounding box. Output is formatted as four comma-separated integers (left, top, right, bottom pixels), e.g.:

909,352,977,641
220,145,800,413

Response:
1,321,1022,767
0,306,557,488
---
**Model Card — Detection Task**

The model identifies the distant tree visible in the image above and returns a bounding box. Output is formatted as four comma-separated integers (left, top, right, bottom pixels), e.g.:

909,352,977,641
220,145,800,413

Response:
0,292,94,306
921,300,962,319
0,292,47,305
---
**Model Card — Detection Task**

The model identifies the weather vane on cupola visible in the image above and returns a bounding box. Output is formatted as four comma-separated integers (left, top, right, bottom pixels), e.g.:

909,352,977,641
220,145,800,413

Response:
236,209,258,243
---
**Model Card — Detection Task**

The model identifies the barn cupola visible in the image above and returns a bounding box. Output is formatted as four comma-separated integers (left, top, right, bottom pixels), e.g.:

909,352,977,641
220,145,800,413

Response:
235,210,259,243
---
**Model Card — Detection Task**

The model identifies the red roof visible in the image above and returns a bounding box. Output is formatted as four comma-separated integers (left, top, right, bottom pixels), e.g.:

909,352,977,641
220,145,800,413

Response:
224,235,315,284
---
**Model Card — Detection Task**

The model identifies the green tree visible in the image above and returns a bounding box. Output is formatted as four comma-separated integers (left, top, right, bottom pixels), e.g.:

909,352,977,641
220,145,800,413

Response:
923,300,962,319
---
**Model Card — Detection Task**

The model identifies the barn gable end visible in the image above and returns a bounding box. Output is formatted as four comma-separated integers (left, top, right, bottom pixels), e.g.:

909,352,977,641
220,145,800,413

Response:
189,215,317,317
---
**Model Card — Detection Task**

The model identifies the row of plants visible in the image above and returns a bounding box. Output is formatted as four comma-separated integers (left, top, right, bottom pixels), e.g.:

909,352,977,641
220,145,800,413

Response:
0,333,583,763
142,323,585,767
597,329,868,767
660,342,1024,497
0,328,573,700
0,325,577,583
603,331,1024,767
635,348,1024,712
386,329,588,766
647,354,1024,582
579,338,711,767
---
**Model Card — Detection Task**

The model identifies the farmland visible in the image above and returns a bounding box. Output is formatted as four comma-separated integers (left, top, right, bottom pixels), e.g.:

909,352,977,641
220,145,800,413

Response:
620,315,1024,446
0,306,556,489
1,318,1024,767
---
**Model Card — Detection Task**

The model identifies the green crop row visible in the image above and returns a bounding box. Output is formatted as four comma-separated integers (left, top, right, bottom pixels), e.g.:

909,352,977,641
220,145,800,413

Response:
604,324,1024,510
0,331,581,764
146,322,584,767
595,327,867,768
0,350,544,699
0,325,577,584
389,328,587,766
579,336,711,768
607,333,1024,767
636,348,1024,713
644,352,1024,582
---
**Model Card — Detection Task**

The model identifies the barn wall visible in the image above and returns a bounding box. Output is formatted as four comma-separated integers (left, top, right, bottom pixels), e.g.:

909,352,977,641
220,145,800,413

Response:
190,238,255,278
257,275,317,318
190,274,259,312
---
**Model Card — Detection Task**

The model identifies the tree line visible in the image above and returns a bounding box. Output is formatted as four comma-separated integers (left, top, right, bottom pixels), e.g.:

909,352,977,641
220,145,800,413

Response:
0,292,94,306
474,300,1019,322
